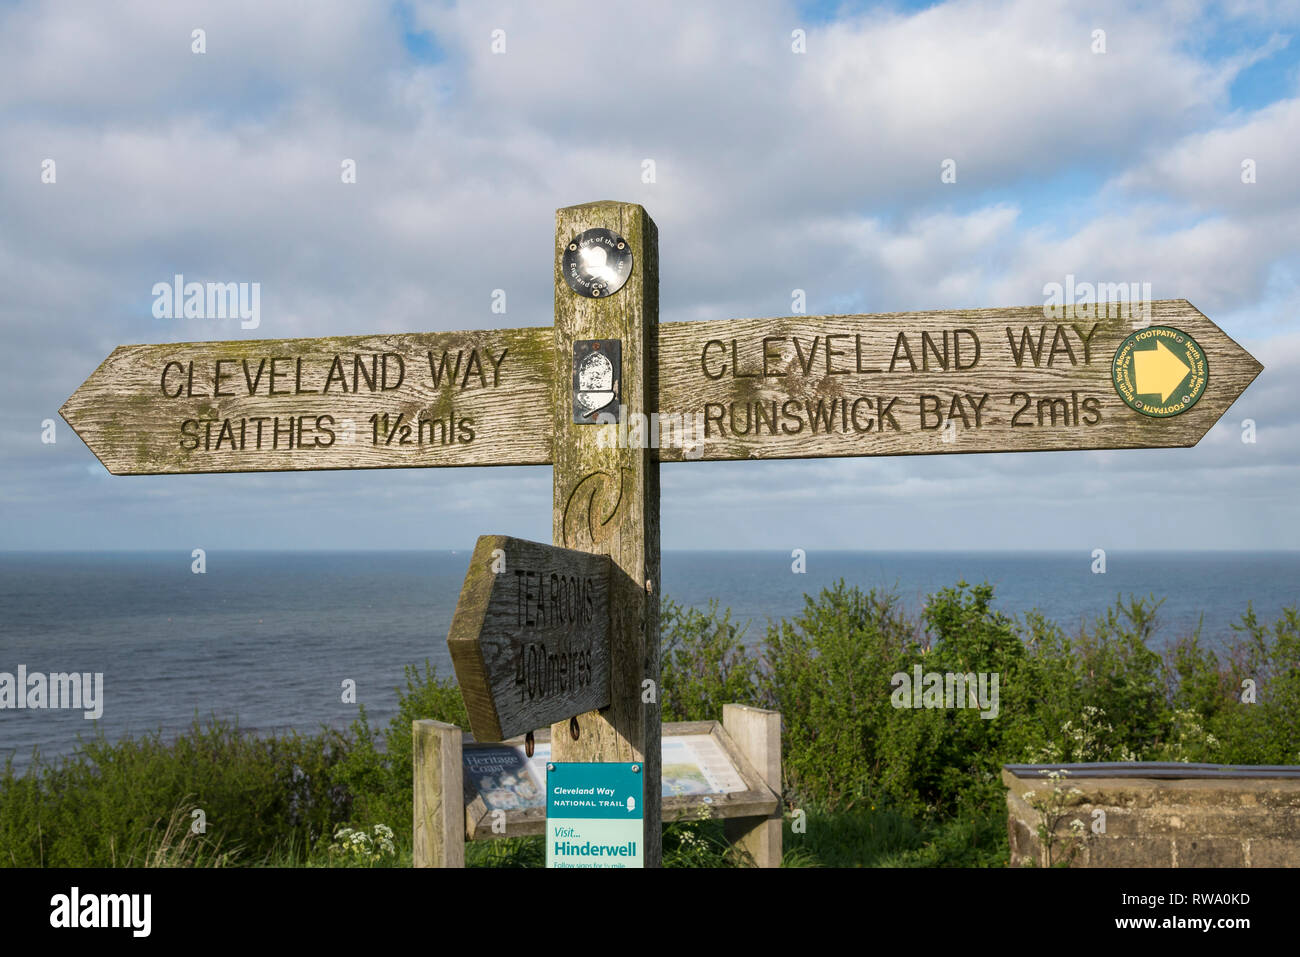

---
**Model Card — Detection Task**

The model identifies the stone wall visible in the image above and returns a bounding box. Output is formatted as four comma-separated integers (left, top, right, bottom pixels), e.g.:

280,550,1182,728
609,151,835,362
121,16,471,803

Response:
1003,763,1300,867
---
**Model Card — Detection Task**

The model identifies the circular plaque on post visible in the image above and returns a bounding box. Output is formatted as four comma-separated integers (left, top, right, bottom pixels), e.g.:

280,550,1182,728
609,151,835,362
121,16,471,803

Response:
561,228,633,298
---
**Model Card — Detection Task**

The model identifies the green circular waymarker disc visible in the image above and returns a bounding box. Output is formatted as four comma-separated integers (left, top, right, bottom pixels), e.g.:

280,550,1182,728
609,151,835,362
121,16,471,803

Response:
1111,326,1209,417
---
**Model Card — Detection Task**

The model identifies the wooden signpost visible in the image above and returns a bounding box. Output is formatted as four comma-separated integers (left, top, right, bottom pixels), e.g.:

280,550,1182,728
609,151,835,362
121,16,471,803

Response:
654,302,1256,460
447,534,612,742
59,329,553,474
62,307,1260,475
547,203,663,864
62,199,1265,869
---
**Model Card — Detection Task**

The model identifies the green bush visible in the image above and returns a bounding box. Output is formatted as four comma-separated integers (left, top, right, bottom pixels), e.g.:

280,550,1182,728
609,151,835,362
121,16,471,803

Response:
3,581,1298,869
329,661,467,844
0,717,347,867
675,580,1300,822
659,598,763,721
1204,606,1300,764
761,581,916,812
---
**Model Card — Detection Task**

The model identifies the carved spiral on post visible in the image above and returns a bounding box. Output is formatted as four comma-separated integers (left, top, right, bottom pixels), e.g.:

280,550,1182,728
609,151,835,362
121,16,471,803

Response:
561,467,629,549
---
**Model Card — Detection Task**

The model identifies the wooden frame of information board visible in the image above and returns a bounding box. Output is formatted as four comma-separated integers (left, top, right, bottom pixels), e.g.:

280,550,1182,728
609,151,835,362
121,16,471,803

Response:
415,704,782,867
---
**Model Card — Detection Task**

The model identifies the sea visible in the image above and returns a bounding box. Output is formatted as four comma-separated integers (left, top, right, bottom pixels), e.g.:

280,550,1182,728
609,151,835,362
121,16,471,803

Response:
1,550,1297,771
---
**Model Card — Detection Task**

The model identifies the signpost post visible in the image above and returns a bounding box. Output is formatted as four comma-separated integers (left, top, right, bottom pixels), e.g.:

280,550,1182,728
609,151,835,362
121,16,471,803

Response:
548,203,662,866
62,200,1265,869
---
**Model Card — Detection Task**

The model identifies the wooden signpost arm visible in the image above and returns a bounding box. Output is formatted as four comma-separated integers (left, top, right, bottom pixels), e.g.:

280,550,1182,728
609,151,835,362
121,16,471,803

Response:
446,534,613,742
550,201,662,866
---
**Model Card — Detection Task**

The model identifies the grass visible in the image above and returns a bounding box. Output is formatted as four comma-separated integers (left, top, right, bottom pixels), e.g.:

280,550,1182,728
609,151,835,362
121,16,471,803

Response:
454,810,1010,868
781,806,1007,868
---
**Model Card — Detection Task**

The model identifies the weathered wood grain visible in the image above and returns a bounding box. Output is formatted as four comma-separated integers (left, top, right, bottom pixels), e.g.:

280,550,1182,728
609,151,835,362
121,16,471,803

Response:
550,201,663,866
60,327,553,474
446,534,612,742
654,300,1262,462
413,719,464,867
62,303,1262,474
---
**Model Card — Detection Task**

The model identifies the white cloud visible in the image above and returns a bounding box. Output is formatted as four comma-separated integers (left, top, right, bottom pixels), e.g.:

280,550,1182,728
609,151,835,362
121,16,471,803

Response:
0,0,1297,549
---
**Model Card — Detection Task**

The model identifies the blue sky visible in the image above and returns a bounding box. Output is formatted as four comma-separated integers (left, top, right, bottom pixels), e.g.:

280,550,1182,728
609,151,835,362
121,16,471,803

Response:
1,0,1298,551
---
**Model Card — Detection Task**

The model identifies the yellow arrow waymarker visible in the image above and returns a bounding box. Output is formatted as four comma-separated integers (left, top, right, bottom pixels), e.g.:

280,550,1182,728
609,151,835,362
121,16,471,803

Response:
1133,339,1191,402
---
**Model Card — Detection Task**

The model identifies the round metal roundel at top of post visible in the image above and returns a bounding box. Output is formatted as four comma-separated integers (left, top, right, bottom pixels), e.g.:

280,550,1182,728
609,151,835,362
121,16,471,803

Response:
561,227,633,298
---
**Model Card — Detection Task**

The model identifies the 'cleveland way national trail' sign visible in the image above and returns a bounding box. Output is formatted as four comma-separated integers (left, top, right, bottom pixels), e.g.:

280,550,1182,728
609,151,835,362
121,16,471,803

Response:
60,201,1264,867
